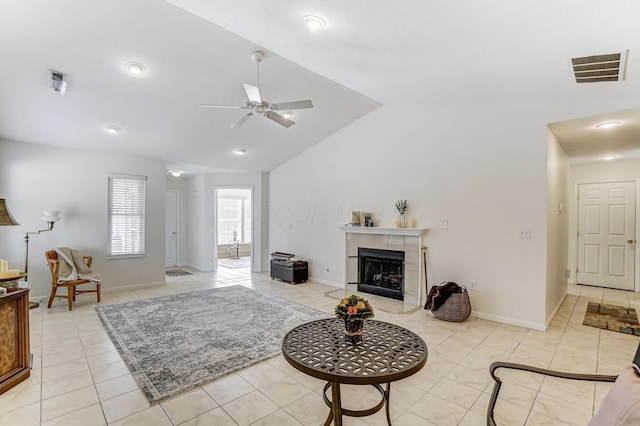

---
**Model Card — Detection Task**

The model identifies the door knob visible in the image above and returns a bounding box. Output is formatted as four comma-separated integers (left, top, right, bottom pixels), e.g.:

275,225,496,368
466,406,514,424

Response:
629,239,636,244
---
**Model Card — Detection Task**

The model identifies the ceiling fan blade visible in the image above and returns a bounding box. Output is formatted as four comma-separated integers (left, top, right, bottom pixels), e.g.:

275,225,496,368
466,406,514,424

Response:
243,84,262,104
199,104,248,109
264,111,295,128
272,100,313,110
230,112,254,128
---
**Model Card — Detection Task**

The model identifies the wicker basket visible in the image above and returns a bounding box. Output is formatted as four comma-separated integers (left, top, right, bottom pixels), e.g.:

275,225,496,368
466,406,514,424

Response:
432,287,471,322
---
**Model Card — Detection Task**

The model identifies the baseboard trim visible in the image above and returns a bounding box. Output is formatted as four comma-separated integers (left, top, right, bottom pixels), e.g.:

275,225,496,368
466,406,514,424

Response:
470,311,546,331
308,276,342,288
102,281,166,293
545,291,568,330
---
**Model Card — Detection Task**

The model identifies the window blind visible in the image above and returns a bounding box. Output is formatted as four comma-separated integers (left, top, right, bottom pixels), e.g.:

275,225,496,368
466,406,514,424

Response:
108,173,146,257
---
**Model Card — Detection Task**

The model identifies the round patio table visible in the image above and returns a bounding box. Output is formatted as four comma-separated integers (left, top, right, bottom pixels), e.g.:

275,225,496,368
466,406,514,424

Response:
282,318,428,425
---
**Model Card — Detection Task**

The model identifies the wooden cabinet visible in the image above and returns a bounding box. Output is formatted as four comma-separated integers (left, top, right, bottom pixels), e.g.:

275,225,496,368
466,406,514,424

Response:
0,288,30,394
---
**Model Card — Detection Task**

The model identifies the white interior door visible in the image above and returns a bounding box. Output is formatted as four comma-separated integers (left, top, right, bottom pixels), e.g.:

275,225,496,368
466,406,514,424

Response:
165,190,178,268
577,182,636,290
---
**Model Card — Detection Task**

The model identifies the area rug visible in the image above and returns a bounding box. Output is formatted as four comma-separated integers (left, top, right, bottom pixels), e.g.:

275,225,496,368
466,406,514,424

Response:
96,285,329,404
218,257,251,269
165,269,192,277
583,302,640,335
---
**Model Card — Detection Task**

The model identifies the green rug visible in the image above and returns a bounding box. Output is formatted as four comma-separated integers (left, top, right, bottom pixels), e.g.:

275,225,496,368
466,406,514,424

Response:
583,302,640,335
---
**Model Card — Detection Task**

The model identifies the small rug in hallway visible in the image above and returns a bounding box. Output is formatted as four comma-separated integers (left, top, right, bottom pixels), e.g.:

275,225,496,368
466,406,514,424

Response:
218,256,251,269
96,285,329,404
583,302,640,335
165,269,192,277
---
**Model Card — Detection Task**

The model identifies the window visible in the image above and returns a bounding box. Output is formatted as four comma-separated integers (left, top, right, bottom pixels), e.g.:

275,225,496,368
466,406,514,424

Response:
217,193,251,245
108,173,146,257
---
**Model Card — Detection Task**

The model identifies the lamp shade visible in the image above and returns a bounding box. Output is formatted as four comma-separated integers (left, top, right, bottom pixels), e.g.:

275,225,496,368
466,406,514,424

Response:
41,210,62,223
0,199,20,226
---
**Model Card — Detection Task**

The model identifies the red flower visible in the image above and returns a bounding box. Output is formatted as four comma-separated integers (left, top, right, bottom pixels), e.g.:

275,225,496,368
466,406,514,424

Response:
347,305,359,315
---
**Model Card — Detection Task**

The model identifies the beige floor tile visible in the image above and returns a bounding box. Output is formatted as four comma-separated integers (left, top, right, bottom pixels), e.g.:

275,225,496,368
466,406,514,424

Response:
95,373,138,401
458,410,486,426
409,393,468,425
0,381,41,412
393,411,438,426
539,376,595,410
0,401,40,426
284,391,330,425
531,392,593,426
108,405,172,426
41,370,94,400
238,362,287,389
251,409,304,425
101,389,150,423
90,360,130,383
429,378,481,409
222,390,279,425
179,407,237,426
41,384,99,422
202,374,255,405
260,374,313,406
41,358,90,383
20,269,640,426
160,388,218,424
41,403,106,426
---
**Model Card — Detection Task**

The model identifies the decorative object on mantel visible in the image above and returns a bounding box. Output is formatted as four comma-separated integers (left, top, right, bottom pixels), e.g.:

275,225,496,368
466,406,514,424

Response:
395,200,408,228
335,294,375,344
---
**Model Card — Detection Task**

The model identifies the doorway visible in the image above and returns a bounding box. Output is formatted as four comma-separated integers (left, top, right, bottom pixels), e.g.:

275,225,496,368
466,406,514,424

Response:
165,190,179,268
214,187,252,270
576,181,636,290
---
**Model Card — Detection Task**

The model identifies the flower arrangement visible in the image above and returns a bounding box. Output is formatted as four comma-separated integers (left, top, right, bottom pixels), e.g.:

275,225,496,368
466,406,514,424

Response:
395,200,407,214
335,294,375,322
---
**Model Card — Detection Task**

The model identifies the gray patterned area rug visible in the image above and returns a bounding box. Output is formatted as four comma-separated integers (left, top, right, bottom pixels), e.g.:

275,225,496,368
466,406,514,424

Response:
96,285,329,404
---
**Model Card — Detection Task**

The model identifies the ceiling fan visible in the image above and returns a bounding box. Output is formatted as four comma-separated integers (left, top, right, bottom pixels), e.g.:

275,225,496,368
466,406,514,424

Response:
200,51,313,128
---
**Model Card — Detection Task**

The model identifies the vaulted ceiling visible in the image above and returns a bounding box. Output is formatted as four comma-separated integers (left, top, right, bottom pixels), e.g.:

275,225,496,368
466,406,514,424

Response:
2,0,640,173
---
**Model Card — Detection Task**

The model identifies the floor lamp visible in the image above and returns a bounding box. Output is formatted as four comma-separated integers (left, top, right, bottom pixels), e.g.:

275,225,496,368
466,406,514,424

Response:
24,210,62,279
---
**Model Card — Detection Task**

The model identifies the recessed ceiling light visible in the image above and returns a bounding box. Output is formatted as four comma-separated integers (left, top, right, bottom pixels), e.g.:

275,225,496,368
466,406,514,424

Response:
105,125,121,134
595,121,621,129
282,111,293,119
233,148,247,156
125,62,146,75
302,15,326,30
168,170,182,177
601,155,618,161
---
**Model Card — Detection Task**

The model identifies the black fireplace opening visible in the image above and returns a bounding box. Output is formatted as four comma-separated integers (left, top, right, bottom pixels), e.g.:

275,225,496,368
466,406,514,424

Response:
357,248,404,301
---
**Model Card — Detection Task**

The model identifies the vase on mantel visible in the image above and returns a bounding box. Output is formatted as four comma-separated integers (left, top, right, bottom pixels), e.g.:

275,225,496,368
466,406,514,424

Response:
398,212,408,228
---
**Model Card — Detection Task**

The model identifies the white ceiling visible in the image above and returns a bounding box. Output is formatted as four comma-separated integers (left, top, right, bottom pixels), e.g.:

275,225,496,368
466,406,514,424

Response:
2,0,640,173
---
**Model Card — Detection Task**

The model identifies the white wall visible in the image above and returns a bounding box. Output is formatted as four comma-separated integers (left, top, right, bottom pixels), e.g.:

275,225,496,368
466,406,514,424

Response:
185,172,268,272
0,139,166,300
568,159,640,289
545,129,569,323
270,103,550,329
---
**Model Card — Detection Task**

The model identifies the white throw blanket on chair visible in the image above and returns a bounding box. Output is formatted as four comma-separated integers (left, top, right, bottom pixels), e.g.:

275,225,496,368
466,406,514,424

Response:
54,247,102,284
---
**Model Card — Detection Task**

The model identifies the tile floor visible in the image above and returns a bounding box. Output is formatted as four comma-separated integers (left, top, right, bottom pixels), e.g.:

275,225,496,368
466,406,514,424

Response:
2,267,639,425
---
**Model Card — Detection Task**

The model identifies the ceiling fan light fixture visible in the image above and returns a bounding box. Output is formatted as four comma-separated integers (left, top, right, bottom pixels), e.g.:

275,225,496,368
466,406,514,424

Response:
303,15,326,30
234,148,248,156
125,62,146,75
595,121,621,129
282,111,293,119
105,125,121,134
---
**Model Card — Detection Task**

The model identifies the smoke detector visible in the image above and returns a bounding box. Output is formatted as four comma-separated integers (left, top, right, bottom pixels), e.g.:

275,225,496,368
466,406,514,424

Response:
50,70,67,95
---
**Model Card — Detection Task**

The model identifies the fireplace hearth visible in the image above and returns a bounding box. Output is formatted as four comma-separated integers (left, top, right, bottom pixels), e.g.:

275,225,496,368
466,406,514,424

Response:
358,247,404,301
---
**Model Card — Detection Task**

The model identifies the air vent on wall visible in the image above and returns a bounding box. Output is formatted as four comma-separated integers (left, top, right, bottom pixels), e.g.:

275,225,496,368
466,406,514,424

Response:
571,51,627,83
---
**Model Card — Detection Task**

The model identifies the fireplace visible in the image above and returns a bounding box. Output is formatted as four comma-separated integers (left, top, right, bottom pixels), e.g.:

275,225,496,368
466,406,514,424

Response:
357,247,404,301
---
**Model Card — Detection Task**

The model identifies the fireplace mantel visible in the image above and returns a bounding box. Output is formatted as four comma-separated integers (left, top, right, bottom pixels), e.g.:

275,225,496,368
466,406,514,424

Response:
339,226,428,306
339,226,427,236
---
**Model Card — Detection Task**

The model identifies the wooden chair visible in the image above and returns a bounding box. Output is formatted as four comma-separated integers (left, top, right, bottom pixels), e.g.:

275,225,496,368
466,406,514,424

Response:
45,250,101,311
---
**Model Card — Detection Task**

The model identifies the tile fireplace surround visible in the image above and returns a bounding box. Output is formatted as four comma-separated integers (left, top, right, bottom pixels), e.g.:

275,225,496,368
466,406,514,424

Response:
339,227,428,306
